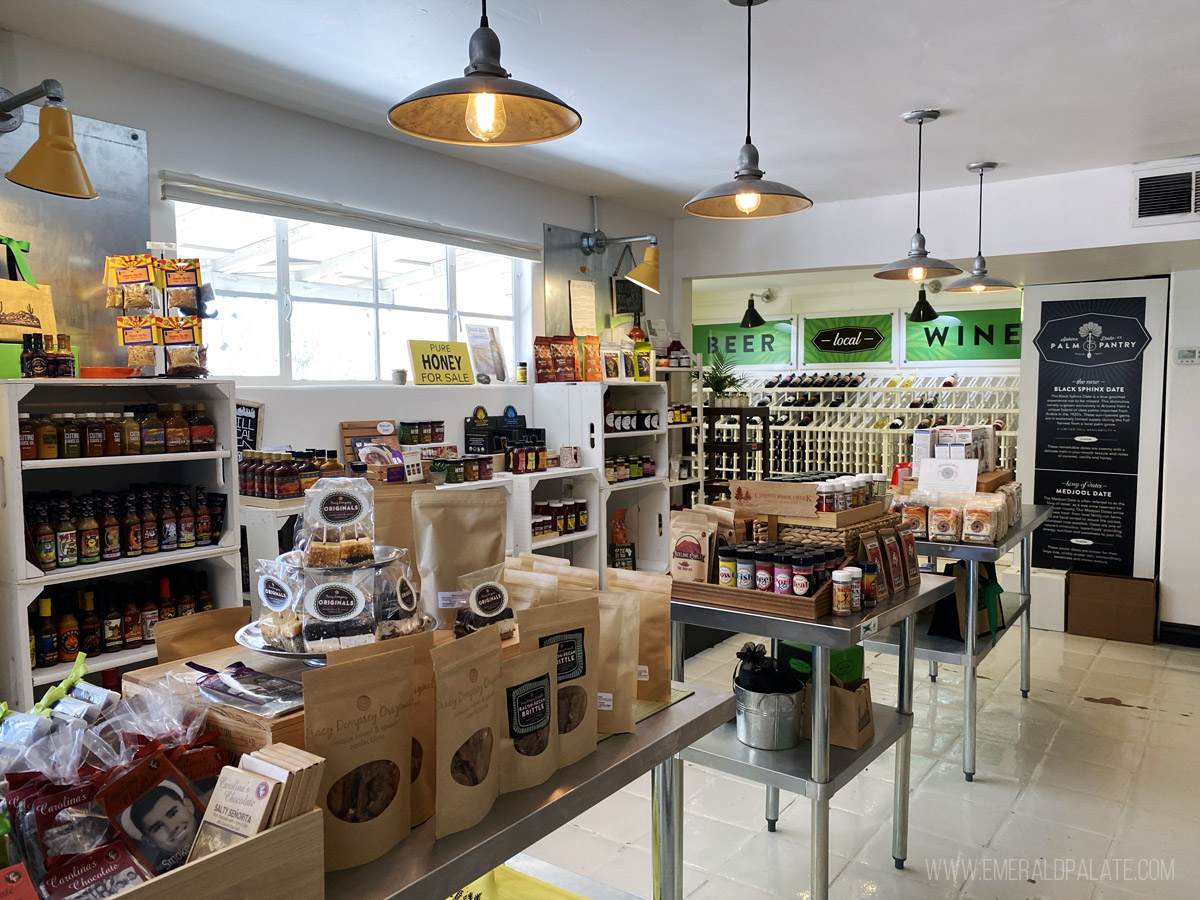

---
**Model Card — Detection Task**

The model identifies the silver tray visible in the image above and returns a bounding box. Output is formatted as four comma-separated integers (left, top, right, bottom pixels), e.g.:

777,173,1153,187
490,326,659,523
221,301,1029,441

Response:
279,544,406,575
235,613,439,666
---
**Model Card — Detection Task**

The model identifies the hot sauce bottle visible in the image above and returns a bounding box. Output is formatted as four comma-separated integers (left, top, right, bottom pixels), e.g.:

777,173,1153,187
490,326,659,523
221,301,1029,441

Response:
195,488,213,546
140,491,159,554
122,494,143,557
177,488,196,549
159,492,178,552
101,496,122,561
140,404,166,454
31,505,56,571
78,591,102,655
165,404,191,453
189,402,217,451
77,499,101,565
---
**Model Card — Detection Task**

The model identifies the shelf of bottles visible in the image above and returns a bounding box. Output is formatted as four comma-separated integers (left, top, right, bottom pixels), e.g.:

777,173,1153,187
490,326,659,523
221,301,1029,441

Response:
705,372,1019,481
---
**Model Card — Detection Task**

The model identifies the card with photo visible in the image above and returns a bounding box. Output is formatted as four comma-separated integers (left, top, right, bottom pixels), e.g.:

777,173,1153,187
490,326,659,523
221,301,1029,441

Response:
98,751,205,875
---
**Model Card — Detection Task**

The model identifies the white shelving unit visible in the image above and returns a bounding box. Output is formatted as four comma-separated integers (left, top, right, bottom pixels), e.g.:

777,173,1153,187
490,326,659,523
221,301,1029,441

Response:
534,382,670,578
239,498,305,614
0,378,242,710
657,365,704,504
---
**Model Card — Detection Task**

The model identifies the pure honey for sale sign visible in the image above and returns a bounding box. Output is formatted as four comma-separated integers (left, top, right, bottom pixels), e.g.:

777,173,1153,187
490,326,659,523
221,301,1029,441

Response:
408,340,475,386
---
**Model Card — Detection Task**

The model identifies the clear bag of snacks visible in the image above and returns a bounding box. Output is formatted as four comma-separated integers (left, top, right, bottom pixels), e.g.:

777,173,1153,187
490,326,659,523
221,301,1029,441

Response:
927,494,966,543
898,490,930,538
302,565,377,651
256,556,305,652
298,476,375,568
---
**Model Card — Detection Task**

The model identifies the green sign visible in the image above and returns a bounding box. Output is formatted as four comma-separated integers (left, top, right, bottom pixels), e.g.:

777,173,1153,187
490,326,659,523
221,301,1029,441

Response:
803,314,893,364
905,307,1022,361
693,320,794,367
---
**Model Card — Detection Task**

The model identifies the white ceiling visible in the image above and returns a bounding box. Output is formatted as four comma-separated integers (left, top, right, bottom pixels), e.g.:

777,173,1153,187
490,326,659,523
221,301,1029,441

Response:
6,0,1200,218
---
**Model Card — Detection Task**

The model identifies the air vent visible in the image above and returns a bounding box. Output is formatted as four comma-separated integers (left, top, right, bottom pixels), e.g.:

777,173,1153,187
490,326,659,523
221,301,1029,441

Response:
1131,159,1200,227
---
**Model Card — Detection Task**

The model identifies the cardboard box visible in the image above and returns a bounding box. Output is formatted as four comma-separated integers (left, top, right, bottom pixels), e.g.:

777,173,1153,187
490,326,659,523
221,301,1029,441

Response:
802,676,875,750
975,469,1014,493
1067,571,1157,644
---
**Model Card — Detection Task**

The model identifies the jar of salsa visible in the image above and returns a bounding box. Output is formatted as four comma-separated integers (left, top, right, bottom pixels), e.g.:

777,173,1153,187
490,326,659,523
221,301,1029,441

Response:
418,421,433,444
464,457,480,481
478,454,493,479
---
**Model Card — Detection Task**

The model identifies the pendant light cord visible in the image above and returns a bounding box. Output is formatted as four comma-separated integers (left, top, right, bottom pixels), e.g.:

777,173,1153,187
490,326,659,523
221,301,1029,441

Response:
976,169,984,256
480,0,488,26
914,118,923,235
745,1,753,145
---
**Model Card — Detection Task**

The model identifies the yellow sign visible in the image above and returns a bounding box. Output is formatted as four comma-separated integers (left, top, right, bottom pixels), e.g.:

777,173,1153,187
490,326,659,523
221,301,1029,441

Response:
408,340,475,386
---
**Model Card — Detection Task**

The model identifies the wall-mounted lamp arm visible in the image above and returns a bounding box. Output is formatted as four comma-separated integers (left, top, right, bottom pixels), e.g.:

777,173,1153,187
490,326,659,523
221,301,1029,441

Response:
580,231,658,255
0,79,67,133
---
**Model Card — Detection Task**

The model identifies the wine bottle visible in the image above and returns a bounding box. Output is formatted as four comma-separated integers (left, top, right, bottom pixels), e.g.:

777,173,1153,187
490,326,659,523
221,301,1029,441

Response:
847,372,865,388
887,416,906,429
942,372,959,388
798,373,814,387
908,393,925,409
923,393,939,409
764,373,783,388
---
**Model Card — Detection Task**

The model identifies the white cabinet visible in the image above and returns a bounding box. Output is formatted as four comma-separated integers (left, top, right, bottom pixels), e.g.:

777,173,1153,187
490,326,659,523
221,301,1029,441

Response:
657,365,705,501
533,383,669,578
0,378,241,709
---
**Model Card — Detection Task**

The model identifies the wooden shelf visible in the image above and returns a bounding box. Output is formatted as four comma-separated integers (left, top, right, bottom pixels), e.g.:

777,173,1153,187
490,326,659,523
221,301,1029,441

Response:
23,449,230,470
531,528,599,549
31,644,159,687
21,542,237,587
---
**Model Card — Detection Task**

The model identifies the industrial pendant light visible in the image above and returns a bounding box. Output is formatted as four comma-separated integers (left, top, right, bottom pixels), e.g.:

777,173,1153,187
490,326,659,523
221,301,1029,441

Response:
945,162,1017,293
387,0,581,146
874,110,960,282
684,0,811,219
909,287,939,323
740,289,773,328
0,79,96,199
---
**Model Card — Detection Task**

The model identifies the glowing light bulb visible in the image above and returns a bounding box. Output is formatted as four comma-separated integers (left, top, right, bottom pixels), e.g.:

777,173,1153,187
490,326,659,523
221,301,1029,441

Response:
971,282,986,293
465,92,507,142
907,265,926,283
735,191,762,215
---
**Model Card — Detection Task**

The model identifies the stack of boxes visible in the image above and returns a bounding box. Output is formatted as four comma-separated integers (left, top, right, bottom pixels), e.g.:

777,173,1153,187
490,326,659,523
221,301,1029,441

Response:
912,425,996,472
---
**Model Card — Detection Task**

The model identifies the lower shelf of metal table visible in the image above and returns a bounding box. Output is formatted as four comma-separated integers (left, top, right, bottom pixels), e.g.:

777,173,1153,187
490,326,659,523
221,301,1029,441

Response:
863,591,1030,667
678,704,911,801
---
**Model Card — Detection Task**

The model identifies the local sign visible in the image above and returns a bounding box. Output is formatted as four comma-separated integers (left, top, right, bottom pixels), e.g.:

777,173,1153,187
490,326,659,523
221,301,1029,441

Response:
803,315,893,364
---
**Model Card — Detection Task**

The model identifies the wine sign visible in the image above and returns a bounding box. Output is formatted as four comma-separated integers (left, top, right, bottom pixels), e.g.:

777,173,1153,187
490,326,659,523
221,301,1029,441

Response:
803,314,893,364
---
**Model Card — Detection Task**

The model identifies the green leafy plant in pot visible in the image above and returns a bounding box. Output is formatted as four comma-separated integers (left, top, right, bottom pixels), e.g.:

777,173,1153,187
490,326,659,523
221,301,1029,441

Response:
697,350,747,407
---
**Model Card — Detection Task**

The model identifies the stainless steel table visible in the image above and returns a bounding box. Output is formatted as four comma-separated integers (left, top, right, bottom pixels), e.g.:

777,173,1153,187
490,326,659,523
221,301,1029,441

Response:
325,685,733,900
864,504,1053,782
668,575,956,900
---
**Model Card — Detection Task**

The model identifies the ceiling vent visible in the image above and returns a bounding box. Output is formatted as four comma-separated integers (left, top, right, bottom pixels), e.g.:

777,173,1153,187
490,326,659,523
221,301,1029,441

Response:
1131,158,1200,226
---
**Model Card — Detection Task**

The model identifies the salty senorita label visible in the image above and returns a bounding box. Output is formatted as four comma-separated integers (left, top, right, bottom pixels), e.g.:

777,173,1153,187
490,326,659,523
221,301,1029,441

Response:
408,340,475,386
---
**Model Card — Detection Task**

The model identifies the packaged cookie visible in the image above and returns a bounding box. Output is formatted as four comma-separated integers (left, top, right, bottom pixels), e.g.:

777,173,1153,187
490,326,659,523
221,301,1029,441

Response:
431,628,502,839
604,568,672,703
373,550,432,640
302,567,376,652
595,592,640,735
515,596,600,768
454,565,515,640
300,477,375,568
256,557,305,652
497,645,559,794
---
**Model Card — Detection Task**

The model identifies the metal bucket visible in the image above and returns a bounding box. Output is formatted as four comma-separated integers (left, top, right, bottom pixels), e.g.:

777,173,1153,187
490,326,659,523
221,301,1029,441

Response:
734,675,803,751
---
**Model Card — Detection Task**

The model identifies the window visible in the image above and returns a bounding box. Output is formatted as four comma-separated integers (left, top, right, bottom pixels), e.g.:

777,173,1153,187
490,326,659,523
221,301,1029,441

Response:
174,202,524,382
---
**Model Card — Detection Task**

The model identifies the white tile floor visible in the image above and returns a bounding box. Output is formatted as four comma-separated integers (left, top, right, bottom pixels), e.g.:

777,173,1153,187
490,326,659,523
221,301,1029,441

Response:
526,629,1200,899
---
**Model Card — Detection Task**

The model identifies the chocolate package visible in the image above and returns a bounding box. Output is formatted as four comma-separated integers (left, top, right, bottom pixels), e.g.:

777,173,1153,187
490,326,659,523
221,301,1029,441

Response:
497,645,559,794
604,568,672,702
431,628,502,838
515,596,600,768
305,645,413,870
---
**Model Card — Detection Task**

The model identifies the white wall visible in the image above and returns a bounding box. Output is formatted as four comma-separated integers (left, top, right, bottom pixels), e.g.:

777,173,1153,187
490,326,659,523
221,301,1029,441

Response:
0,29,675,330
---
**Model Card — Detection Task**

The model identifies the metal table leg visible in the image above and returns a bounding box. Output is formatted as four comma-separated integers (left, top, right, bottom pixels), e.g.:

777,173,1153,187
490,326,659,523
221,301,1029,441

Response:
765,637,780,832
652,621,686,900
963,559,979,782
893,614,915,869
811,646,831,900
928,659,938,683
1020,535,1032,699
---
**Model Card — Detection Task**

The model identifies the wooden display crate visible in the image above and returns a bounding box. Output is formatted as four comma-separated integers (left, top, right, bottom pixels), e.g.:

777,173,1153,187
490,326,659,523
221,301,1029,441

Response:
672,579,833,621
762,501,884,530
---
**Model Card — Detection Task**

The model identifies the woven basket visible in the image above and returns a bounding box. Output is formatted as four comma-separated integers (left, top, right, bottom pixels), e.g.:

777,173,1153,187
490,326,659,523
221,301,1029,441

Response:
753,512,903,548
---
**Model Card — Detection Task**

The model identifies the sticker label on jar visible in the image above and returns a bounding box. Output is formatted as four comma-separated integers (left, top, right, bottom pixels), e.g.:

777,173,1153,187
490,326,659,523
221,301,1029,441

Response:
792,574,810,596
507,673,552,738
596,692,614,711
305,582,366,622
469,582,509,618
437,590,469,609
637,665,649,682
259,575,293,612
755,570,772,590
397,576,418,613
539,629,585,682
315,489,368,527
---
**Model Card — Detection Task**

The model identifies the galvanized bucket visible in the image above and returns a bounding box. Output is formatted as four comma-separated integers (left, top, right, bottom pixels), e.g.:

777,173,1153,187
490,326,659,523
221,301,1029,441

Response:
733,670,803,750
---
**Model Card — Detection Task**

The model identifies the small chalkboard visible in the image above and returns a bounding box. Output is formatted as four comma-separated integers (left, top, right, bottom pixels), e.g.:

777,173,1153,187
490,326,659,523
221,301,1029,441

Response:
611,276,645,317
235,400,263,453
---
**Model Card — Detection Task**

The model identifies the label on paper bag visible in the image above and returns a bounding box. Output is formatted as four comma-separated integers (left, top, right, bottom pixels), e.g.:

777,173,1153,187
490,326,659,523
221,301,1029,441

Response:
636,665,649,682
438,590,469,609
596,692,614,711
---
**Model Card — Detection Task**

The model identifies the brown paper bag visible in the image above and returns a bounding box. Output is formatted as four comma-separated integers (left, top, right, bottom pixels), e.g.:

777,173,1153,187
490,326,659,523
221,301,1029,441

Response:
0,278,56,343
153,607,250,663
802,675,875,750
304,646,413,871
497,645,559,794
373,483,436,589
596,593,640,735
604,568,672,702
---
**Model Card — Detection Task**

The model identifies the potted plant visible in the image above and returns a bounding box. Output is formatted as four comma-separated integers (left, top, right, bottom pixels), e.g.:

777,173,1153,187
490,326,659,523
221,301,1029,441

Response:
697,350,747,407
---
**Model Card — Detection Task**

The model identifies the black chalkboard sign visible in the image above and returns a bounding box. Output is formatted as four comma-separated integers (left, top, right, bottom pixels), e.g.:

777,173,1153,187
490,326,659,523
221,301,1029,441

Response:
235,400,263,454
611,276,644,317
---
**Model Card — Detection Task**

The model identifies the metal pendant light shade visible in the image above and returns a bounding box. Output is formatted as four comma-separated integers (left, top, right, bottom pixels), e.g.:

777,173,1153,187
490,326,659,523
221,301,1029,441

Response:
5,104,96,199
945,162,1017,293
740,293,766,328
875,110,960,282
685,0,811,219
624,245,660,294
388,2,580,146
909,288,939,323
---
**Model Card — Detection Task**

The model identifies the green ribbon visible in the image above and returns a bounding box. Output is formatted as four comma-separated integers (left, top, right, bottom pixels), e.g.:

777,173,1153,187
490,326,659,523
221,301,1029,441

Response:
0,235,37,287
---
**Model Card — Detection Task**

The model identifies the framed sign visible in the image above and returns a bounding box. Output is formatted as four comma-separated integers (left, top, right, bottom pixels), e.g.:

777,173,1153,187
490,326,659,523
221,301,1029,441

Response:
803,314,892,364
234,400,263,453
692,319,795,367
905,307,1022,362
611,277,644,317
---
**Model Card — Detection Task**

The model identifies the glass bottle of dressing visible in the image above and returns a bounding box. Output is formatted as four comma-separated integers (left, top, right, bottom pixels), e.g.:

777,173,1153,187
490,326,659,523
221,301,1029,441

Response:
120,411,142,454
83,413,106,457
140,404,166,454
103,412,122,456
189,402,217,451
60,413,82,458
165,404,191,453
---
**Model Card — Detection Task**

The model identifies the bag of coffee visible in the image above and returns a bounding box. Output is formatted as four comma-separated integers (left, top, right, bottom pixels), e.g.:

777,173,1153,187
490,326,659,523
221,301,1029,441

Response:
669,510,711,583
304,646,413,870
897,523,923,584
596,593,640,735
857,532,890,601
604,568,672,702
878,528,908,594
430,628,502,838
497,645,559,794
502,567,560,612
411,489,508,630
515,596,600,768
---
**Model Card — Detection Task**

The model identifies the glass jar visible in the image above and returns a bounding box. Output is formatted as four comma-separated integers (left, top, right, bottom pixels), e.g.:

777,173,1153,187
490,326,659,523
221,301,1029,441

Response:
575,497,589,532
478,454,494,479
464,457,480,481
605,459,616,483
419,421,433,444
872,473,888,500
550,501,565,533
861,561,879,607
432,420,446,443
629,457,642,480
564,501,577,534
615,457,629,481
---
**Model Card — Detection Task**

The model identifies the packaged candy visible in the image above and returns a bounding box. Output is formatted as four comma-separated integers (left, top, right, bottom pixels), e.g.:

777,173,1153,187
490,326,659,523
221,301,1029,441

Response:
256,557,305,652
301,566,377,652
298,476,375,568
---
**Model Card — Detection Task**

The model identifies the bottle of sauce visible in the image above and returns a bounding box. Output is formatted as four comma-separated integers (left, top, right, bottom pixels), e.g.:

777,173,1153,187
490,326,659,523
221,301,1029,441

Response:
35,596,57,667
101,497,121,561
103,413,122,456
159,493,178,552
320,449,344,478
176,575,196,616
140,491,159,554
83,413,105,457
55,334,75,377
157,576,177,625
196,571,214,612
19,334,33,378
120,411,142,454
189,402,217,451
18,413,36,460
177,489,196,549
32,505,56,571
195,488,213,546
75,591,101,656
255,453,276,498
55,503,78,568
60,413,82,458
102,594,124,652
27,334,51,378
121,587,143,649
273,455,301,500
121,495,143,557
133,582,156,645
57,604,80,663
140,404,166,454
249,451,268,497
295,451,320,492
237,450,251,494
165,404,191,453
35,414,58,459
77,500,101,565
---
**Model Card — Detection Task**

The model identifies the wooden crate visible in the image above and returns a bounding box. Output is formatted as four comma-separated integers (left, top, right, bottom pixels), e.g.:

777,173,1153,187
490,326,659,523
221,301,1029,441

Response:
672,580,833,621
123,808,323,900
754,512,902,549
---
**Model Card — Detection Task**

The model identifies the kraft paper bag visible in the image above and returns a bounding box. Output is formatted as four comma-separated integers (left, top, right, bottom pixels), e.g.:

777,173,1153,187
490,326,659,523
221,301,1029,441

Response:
154,607,251,663
0,278,57,343
802,675,875,751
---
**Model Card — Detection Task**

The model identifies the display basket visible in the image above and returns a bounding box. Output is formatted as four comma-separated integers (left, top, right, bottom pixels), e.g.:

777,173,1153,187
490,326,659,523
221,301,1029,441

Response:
753,511,902,549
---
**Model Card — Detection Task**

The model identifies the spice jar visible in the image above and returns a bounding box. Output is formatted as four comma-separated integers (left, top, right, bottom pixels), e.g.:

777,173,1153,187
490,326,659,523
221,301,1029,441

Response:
773,552,793,595
735,547,755,589
861,561,879,607
843,566,863,612
792,554,815,597
717,547,737,586
816,483,835,513
754,549,774,592
832,570,854,616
